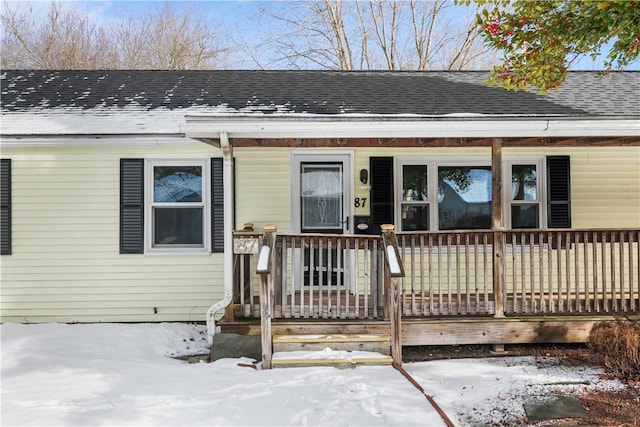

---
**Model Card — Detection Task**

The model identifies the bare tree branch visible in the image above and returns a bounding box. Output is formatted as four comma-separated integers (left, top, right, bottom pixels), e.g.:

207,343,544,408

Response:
255,0,493,71
1,0,230,70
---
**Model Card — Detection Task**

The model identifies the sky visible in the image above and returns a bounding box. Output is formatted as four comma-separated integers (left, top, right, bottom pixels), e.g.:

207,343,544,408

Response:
0,322,628,426
3,0,637,71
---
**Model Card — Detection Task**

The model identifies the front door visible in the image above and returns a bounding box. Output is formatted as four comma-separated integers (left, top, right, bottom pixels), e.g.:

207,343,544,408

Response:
291,151,353,288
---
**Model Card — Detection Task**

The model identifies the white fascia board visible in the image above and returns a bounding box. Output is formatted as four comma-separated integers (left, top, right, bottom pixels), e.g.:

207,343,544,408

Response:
0,135,200,147
182,117,640,139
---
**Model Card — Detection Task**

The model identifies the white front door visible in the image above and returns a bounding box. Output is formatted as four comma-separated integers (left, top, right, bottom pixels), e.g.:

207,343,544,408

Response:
291,151,354,288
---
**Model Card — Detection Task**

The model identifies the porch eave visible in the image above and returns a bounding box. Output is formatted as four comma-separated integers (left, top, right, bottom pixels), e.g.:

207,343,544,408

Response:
182,116,640,143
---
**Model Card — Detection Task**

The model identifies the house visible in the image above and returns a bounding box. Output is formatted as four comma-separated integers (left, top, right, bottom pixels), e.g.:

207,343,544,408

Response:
1,70,639,363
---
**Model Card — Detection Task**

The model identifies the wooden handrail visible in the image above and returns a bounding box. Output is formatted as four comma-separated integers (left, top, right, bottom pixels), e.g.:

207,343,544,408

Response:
381,224,405,366
257,224,277,369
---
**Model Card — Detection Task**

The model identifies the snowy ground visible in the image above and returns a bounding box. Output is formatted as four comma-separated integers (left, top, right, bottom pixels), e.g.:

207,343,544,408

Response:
1,323,625,427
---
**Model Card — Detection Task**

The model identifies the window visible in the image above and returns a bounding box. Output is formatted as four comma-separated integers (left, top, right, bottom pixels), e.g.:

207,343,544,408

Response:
120,158,224,255
392,157,553,232
148,161,208,250
506,160,543,229
400,164,429,231
438,166,492,230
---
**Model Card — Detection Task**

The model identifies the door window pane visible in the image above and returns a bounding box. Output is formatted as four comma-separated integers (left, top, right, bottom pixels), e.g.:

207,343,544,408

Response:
153,207,203,245
438,166,492,230
301,163,343,231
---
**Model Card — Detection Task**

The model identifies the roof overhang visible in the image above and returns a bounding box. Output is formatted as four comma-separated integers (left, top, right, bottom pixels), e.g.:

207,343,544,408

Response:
182,116,640,143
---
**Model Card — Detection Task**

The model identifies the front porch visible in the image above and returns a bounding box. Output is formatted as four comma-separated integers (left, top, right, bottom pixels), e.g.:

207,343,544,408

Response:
224,227,640,361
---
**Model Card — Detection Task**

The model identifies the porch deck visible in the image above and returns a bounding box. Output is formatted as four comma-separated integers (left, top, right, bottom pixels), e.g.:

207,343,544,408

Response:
228,228,639,350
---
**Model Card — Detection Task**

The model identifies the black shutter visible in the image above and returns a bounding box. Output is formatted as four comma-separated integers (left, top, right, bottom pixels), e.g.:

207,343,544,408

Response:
0,159,11,255
120,159,144,254
211,158,225,253
547,156,571,228
370,157,394,234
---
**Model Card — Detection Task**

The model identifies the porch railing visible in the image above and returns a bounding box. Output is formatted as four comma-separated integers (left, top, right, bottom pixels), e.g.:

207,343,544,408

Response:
232,231,383,320
232,228,640,321
396,229,639,317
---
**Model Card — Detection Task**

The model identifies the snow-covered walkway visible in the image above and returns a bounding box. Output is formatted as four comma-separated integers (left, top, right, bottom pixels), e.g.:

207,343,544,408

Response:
1,323,623,426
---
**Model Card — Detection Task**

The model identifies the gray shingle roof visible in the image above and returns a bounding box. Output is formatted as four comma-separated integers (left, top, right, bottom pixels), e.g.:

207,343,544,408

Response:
2,70,639,117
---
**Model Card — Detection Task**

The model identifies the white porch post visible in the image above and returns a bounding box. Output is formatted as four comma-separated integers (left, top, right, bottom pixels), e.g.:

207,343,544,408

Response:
206,132,235,346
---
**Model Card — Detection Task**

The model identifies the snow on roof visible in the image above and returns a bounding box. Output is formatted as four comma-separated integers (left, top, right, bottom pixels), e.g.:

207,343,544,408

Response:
1,70,638,136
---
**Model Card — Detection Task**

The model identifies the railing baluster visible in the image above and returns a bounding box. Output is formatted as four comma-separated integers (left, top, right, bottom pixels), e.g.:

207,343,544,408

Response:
281,238,287,317
618,231,623,312
584,231,590,312
429,234,434,316
285,237,293,318
602,232,608,312
309,237,315,317
356,239,364,319
372,236,378,318
519,233,525,313
447,234,452,315
473,234,479,315
630,231,637,312
455,233,461,314
557,232,563,313
483,233,489,314
593,231,600,312
528,232,534,313
297,236,303,318
564,232,573,313
574,232,580,312
511,233,518,314
346,238,352,318
438,234,443,315
539,232,545,313
547,232,553,313
420,235,426,316
610,232,616,311
465,234,470,315
629,232,640,311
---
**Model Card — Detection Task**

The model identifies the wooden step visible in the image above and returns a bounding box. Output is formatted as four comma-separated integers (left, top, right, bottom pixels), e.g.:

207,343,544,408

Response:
273,334,391,354
271,349,393,368
271,334,392,368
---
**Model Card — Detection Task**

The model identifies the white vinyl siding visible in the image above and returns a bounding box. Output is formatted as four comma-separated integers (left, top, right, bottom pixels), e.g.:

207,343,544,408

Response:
233,148,294,232
0,143,223,323
1,143,638,324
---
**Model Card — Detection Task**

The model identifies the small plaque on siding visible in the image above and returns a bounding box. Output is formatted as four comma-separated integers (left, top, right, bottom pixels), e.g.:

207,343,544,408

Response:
234,238,259,254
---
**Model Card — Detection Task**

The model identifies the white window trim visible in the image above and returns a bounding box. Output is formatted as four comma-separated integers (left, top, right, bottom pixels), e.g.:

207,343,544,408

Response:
394,156,547,232
144,158,211,255
503,157,546,229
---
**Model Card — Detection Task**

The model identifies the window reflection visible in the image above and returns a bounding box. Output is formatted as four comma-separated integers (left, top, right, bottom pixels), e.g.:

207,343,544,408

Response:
512,165,537,201
438,166,492,230
154,166,202,203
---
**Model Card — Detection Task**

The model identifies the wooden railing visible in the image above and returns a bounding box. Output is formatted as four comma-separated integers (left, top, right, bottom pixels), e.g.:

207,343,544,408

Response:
502,229,639,315
396,228,639,317
397,231,495,316
233,228,640,322
232,231,383,321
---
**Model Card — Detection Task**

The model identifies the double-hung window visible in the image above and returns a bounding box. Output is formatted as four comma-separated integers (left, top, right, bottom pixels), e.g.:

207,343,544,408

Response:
505,158,544,229
394,157,547,231
145,159,210,253
120,157,224,255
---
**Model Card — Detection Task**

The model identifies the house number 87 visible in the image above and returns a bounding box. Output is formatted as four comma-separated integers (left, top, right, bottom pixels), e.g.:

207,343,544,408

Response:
354,198,367,208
